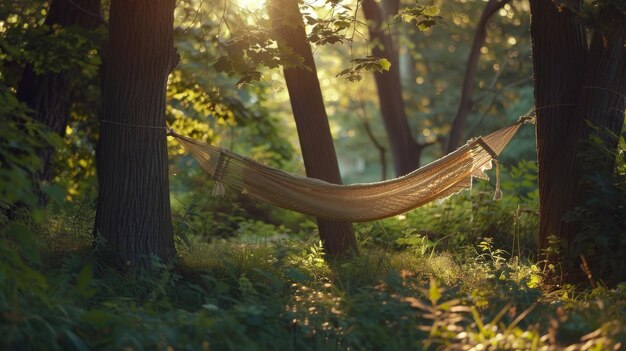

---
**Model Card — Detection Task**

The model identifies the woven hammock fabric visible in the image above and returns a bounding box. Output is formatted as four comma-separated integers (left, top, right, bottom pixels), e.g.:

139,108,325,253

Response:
168,118,529,222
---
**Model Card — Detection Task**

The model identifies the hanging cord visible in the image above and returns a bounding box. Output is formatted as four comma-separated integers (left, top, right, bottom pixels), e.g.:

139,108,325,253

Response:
472,115,534,201
493,160,502,200
100,119,168,130
580,86,626,100
99,119,181,138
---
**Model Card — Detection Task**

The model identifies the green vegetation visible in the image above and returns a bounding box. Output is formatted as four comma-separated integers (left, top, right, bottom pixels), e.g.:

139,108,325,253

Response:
2,0,625,349
2,129,625,348
2,188,625,350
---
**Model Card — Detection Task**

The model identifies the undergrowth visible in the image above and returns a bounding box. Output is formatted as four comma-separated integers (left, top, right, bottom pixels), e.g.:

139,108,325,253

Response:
1,122,623,350
2,210,624,350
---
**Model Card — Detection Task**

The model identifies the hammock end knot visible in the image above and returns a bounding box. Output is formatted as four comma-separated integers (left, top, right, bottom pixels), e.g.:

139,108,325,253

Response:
493,159,502,200
212,181,226,197
493,189,503,201
518,115,536,125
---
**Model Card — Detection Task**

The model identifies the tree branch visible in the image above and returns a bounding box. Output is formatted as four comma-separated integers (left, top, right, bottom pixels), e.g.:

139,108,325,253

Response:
446,0,511,153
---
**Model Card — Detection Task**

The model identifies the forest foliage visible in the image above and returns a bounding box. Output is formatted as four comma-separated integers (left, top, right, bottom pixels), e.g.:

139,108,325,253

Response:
1,0,625,349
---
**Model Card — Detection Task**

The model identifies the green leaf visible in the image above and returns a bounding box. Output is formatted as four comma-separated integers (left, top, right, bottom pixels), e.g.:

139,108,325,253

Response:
40,183,66,204
75,264,96,298
418,19,437,31
377,58,391,71
7,224,40,263
63,330,90,351
234,71,262,88
213,56,233,73
422,6,440,17
284,267,310,283
82,309,120,328
428,277,441,305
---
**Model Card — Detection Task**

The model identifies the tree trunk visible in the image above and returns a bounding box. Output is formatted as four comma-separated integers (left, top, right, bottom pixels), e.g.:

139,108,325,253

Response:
530,0,625,283
94,0,177,266
447,0,510,153
268,0,357,257
362,0,423,176
16,0,101,203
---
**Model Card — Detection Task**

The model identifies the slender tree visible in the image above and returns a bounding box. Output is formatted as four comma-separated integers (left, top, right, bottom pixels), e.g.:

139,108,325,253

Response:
268,0,357,256
362,0,427,176
95,0,178,265
16,0,101,203
530,1,625,283
446,0,511,153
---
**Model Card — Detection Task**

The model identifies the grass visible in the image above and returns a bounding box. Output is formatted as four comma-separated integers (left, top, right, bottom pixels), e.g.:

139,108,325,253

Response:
2,213,625,350
1,160,624,350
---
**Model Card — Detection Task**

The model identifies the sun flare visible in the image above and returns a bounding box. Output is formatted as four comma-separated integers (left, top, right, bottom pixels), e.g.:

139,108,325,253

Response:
237,0,266,11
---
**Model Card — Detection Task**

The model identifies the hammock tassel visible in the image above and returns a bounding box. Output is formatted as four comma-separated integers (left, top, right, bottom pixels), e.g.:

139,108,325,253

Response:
493,160,502,200
211,151,228,197
212,181,226,197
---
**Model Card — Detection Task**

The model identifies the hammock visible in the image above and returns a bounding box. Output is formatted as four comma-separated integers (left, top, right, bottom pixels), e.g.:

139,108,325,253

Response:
167,117,532,222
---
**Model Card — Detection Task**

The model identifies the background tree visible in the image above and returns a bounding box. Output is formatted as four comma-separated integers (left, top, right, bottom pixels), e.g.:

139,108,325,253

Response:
15,0,101,204
95,0,178,265
446,0,511,153
530,0,625,284
362,0,429,176
268,0,357,256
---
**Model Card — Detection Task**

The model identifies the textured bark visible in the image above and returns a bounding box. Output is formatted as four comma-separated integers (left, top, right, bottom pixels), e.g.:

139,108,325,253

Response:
95,0,177,265
362,0,424,176
16,0,101,202
447,0,511,153
530,1,625,283
268,0,357,257
576,10,626,152
530,0,587,276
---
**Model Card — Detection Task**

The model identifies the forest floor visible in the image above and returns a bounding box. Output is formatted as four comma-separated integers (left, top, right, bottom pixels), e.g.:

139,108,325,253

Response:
2,195,625,351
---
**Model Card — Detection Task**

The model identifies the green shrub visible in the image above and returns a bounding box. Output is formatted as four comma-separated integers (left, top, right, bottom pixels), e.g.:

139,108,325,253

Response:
563,128,626,286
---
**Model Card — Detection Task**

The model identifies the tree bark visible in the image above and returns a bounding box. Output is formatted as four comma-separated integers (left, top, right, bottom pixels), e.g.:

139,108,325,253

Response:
94,0,177,266
362,0,424,176
530,0,625,283
16,0,101,202
268,0,357,257
446,0,511,153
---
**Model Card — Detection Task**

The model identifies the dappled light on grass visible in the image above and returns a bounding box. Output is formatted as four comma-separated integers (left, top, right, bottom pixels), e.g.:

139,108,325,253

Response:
2,203,625,349
5,156,622,349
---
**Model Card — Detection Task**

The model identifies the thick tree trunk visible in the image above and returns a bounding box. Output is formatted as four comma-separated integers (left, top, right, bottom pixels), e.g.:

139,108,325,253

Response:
447,0,510,153
16,0,101,202
268,0,357,257
95,0,177,266
362,0,423,176
530,0,587,277
576,10,626,155
530,1,625,283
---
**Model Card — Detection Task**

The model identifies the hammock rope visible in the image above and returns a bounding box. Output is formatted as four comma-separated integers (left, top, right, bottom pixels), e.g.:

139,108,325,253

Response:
166,116,534,222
